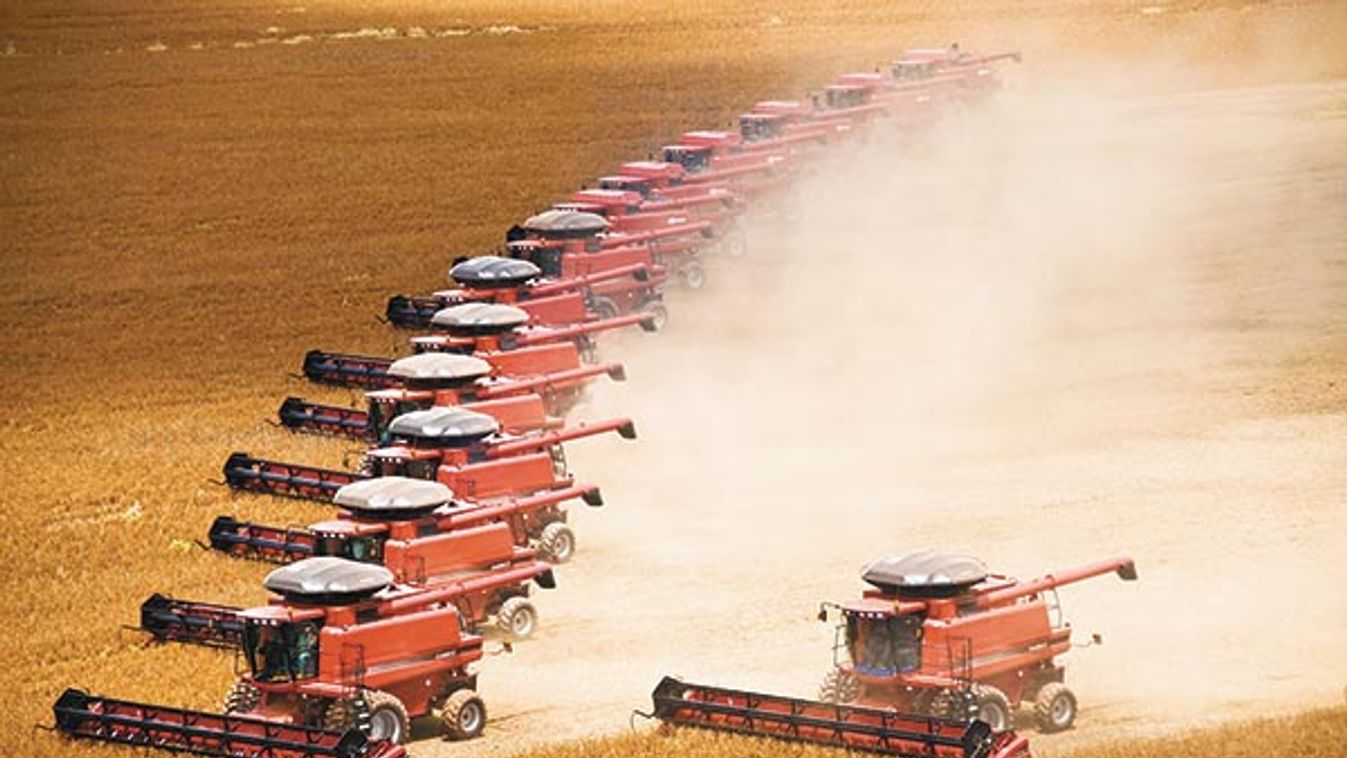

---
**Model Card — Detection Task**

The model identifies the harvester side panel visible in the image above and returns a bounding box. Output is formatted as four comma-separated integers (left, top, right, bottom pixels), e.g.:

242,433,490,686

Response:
52,688,404,758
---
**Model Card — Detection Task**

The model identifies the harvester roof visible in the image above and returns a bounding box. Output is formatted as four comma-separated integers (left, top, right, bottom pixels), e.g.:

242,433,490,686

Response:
521,209,609,237
861,551,989,598
333,476,454,518
619,161,687,180
387,406,500,445
263,557,393,605
450,255,541,289
386,353,493,382
430,302,530,332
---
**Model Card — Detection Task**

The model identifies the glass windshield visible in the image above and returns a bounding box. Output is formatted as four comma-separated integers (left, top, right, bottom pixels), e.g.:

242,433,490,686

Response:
846,614,922,675
370,399,431,444
243,622,320,682
369,456,438,480
317,534,384,563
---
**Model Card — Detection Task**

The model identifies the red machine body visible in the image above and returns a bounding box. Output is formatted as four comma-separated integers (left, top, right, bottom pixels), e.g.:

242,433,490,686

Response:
660,132,792,196
819,554,1138,733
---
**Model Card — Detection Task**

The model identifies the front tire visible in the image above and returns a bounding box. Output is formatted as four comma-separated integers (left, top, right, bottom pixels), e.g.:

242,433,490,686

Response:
364,690,410,744
441,689,487,740
972,684,1012,732
221,680,260,714
641,301,669,331
817,668,860,703
1033,682,1077,733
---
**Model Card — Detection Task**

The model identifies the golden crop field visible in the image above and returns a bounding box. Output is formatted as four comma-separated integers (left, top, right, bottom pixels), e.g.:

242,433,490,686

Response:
2,1,1345,757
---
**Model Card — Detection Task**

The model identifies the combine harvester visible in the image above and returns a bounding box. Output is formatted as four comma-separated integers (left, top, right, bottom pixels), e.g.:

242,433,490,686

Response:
226,405,636,503
279,352,624,443
210,475,598,569
644,552,1136,756
150,480,571,643
384,255,666,330
64,558,495,750
505,208,710,289
555,188,746,261
304,301,652,390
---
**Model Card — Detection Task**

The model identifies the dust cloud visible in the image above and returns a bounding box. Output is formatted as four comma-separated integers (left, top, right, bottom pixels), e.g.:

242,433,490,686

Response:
436,59,1347,758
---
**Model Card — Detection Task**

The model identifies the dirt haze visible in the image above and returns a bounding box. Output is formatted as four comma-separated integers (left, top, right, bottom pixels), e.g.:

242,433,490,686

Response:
2,1,1345,757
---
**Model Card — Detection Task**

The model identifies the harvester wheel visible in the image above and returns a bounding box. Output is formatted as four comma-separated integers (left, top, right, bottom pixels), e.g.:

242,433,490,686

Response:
971,684,1012,732
364,690,410,744
641,301,669,331
441,689,486,740
679,262,706,290
718,227,747,258
221,680,260,714
539,522,576,563
590,296,619,321
322,698,359,733
817,668,860,703
497,596,539,638
1033,682,1077,733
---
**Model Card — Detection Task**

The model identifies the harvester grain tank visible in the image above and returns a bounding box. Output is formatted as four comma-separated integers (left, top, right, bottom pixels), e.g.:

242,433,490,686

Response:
817,552,1138,732
280,352,624,442
303,301,651,390
385,255,665,330
224,405,636,502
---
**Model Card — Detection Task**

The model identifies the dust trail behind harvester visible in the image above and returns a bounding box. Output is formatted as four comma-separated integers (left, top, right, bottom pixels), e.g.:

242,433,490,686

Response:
445,63,1347,758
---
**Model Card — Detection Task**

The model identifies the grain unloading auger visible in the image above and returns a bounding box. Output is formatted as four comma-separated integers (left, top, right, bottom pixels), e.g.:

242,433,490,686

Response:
53,688,405,758
280,352,625,442
385,256,665,330
226,406,636,502
79,558,493,749
210,478,601,568
644,677,1028,758
304,301,653,390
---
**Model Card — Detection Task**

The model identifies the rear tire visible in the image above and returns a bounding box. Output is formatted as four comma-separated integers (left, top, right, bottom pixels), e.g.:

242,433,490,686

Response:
538,522,576,563
221,681,260,714
364,690,410,744
590,296,619,321
441,689,487,740
679,261,705,290
641,301,669,331
1033,682,1077,733
497,596,539,638
817,668,861,703
972,684,1012,732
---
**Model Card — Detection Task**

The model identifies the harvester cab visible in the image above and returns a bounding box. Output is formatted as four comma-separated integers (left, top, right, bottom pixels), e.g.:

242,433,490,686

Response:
740,112,786,142
817,552,1138,734
662,144,714,174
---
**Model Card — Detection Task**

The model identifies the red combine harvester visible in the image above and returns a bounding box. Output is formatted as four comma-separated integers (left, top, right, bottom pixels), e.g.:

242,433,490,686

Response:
152,481,574,645
384,255,665,330
661,132,792,197
745,99,856,144
506,208,709,290
815,552,1138,732
210,475,599,570
555,188,746,259
71,558,492,749
224,405,636,503
645,677,1029,758
280,352,624,443
890,48,1021,96
303,301,652,390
